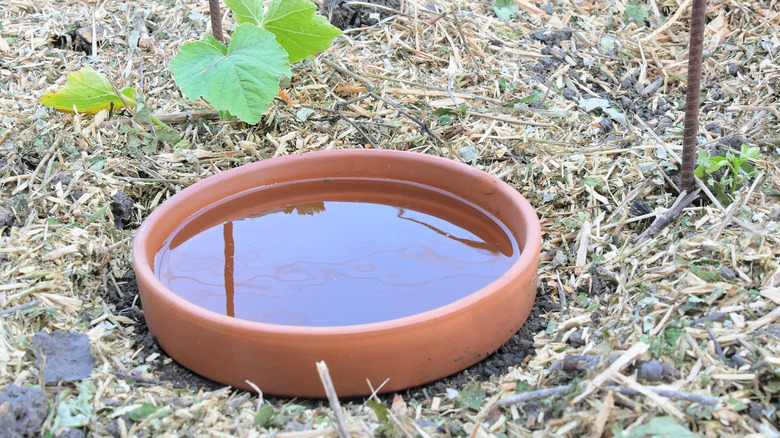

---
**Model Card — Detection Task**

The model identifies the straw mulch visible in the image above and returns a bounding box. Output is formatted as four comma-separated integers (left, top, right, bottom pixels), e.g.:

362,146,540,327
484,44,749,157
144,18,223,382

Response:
1,0,779,436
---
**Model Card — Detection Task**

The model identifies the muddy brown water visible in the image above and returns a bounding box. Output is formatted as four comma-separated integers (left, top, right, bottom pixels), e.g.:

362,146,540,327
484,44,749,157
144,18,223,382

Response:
154,178,519,326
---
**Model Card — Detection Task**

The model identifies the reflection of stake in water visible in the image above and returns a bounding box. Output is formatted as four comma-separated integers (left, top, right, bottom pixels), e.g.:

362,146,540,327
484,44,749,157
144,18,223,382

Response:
224,204,327,321
223,221,234,318
395,208,498,253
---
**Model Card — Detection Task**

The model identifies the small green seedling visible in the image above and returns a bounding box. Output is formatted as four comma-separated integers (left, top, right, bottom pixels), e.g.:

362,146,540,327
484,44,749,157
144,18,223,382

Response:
40,0,340,131
695,144,762,204
491,0,519,20
40,66,140,118
170,0,341,124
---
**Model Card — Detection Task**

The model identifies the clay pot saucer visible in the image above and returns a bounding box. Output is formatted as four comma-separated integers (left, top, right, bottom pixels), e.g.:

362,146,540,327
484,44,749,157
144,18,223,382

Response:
133,150,541,397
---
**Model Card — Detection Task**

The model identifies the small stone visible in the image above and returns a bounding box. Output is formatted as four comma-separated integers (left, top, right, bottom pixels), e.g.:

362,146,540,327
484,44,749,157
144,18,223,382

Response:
568,329,585,347
747,402,763,421
57,428,86,438
719,266,737,281
640,76,664,98
719,135,746,149
655,117,673,134
76,25,109,45
561,87,577,100
599,118,613,134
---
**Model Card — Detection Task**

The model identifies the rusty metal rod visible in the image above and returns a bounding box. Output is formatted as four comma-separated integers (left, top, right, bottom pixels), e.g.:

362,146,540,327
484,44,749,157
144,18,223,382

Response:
209,0,224,43
680,0,707,193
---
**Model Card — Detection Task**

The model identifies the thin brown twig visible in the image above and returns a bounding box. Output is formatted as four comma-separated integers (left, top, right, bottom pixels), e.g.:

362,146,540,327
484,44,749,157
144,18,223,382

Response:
0,299,43,317
102,110,222,127
316,362,351,438
556,271,568,324
706,327,728,363
362,73,501,104
450,6,482,76
110,371,166,386
635,189,701,243
498,383,718,406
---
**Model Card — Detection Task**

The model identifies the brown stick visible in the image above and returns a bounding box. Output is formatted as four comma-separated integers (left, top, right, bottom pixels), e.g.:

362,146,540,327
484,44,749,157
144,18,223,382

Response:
498,383,718,406
635,189,701,244
101,110,222,127
316,362,351,438
680,0,707,193
209,0,224,43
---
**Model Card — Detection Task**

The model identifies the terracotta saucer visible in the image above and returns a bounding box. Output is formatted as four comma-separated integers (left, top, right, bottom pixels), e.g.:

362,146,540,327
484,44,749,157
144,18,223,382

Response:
132,150,541,397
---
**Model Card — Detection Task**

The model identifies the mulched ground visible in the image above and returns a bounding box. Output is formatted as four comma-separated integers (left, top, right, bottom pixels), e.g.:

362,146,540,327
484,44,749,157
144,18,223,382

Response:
1,0,779,436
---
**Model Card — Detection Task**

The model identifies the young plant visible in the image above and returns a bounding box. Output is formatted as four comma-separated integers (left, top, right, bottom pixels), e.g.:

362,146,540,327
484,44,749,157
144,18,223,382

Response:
39,66,182,151
169,0,341,124
40,66,140,119
694,144,762,204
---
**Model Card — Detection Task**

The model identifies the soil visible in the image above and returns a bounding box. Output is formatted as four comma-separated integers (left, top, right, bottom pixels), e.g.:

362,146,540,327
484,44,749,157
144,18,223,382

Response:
0,385,48,438
322,0,401,30
112,271,223,392
109,270,557,398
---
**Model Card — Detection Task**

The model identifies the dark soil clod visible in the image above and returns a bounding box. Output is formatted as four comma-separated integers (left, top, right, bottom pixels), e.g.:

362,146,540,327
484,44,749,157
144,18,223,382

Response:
110,190,134,229
0,385,48,438
0,206,15,234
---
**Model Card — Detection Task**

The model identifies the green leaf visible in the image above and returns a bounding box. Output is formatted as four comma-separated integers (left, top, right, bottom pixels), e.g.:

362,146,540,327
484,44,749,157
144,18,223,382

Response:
517,89,542,105
691,265,719,282
202,34,228,53
86,204,109,223
695,149,711,167
459,383,485,410
261,0,341,63
705,157,729,174
40,65,137,114
624,3,648,26
728,395,746,411
498,77,518,91
433,107,458,124
627,416,701,437
583,178,603,187
126,403,159,422
366,400,390,425
51,382,96,430
741,145,761,161
224,0,264,25
254,405,274,428
170,24,291,124
492,0,519,20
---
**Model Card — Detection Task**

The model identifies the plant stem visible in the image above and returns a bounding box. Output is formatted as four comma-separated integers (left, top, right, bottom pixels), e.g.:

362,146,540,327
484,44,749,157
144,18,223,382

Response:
209,0,224,43
680,0,707,193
